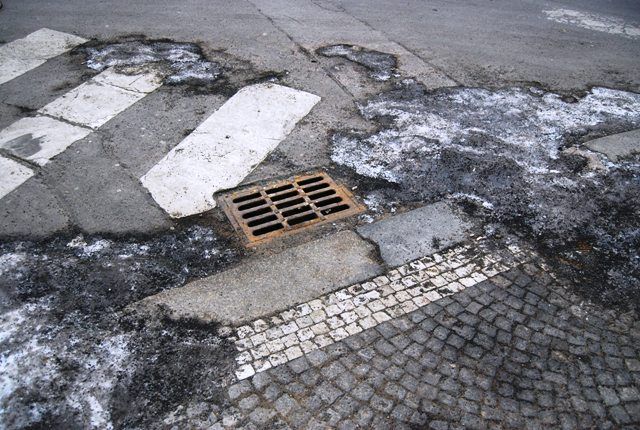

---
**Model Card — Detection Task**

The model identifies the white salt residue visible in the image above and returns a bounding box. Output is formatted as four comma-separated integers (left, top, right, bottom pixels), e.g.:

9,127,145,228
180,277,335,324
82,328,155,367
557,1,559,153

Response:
0,300,130,429
452,193,495,210
332,86,640,180
545,8,640,39
66,235,111,257
0,252,25,276
83,41,222,85
66,334,130,430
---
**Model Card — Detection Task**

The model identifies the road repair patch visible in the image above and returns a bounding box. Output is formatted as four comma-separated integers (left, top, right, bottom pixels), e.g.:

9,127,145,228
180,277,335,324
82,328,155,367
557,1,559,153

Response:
332,80,640,307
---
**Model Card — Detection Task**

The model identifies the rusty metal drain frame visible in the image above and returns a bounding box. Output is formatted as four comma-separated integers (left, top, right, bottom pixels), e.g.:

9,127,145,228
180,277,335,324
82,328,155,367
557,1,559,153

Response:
219,171,365,246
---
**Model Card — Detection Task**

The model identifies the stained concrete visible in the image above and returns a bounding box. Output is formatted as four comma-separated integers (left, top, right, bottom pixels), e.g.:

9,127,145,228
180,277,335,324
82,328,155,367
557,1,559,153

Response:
136,230,383,325
357,202,473,266
584,128,640,161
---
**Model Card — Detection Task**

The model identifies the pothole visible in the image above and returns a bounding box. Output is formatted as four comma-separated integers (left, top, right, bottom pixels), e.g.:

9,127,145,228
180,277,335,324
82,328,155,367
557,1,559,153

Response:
316,44,398,81
76,38,223,85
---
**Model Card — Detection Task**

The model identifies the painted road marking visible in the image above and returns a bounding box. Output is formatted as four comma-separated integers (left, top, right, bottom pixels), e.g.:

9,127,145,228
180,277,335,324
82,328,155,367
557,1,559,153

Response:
39,68,162,129
0,156,34,200
0,117,91,166
0,28,87,85
141,83,321,218
0,69,161,170
544,9,640,39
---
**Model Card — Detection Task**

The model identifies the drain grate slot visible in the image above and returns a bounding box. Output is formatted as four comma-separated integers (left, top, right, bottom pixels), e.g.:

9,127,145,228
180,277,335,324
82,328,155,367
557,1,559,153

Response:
288,212,319,226
220,172,365,245
238,199,267,211
253,223,284,236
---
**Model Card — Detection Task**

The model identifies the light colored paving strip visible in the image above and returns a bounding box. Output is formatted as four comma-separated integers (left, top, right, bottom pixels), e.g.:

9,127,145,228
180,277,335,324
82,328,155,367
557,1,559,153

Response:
39,69,162,129
0,156,34,199
230,239,533,380
0,28,87,86
0,69,161,169
0,117,91,166
140,83,321,218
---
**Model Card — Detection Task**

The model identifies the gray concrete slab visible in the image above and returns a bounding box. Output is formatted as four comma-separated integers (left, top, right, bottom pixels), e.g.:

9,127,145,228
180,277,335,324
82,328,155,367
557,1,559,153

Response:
0,175,70,240
584,129,640,162
135,230,383,325
357,201,473,267
43,137,171,236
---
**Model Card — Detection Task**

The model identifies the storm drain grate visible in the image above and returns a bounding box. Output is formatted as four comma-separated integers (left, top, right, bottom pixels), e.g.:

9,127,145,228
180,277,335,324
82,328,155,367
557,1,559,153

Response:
220,172,364,245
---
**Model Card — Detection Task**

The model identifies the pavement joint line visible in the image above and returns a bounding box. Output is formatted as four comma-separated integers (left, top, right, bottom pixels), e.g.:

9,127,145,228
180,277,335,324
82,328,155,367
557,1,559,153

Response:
228,237,533,381
0,28,87,86
140,82,321,218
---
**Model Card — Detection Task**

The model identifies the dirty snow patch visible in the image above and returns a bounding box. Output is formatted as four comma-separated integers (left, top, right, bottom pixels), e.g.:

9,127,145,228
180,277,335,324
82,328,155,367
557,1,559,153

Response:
544,8,640,39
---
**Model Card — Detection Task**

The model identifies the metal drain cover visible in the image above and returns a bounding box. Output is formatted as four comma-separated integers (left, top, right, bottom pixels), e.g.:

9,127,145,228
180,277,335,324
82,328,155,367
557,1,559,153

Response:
220,172,365,245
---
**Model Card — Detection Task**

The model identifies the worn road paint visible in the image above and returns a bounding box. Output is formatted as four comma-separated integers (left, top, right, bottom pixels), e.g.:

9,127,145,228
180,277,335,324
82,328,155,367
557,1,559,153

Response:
141,83,321,218
0,117,91,166
39,68,162,129
0,156,34,200
544,9,640,39
0,28,87,85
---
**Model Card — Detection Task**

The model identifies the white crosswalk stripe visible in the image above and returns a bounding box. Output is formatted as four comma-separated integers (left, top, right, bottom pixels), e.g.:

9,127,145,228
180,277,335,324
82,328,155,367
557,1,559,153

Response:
0,156,34,200
38,68,162,129
0,28,87,85
0,116,91,166
1,68,161,166
140,83,321,218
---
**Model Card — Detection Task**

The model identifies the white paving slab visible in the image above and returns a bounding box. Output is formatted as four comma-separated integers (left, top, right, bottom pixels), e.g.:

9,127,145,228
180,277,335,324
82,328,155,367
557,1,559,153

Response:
0,28,87,85
141,83,321,218
0,117,91,166
39,69,162,129
0,156,34,200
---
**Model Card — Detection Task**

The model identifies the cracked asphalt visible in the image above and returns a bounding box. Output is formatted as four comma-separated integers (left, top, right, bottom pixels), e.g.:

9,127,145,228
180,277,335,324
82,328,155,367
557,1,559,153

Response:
1,0,640,429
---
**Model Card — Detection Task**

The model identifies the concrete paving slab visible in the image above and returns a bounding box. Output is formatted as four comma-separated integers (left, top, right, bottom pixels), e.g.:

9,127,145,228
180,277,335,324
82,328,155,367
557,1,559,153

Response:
140,83,320,218
44,138,171,235
0,156,34,200
584,128,640,161
0,28,86,85
357,201,473,266
0,176,70,239
38,69,162,129
136,230,383,325
0,116,91,166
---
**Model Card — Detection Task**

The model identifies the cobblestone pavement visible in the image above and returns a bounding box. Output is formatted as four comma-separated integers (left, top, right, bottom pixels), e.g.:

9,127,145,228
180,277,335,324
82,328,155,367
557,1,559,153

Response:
167,239,640,429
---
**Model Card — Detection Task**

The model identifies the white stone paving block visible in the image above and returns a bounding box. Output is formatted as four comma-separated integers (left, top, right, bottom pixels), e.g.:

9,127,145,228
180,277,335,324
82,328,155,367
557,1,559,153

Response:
0,28,87,85
230,238,537,380
0,156,34,200
140,83,321,218
39,68,162,129
0,116,91,166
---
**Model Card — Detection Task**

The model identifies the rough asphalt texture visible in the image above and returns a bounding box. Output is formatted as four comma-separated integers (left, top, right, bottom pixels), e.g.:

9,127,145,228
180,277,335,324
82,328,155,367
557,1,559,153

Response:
1,0,640,428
